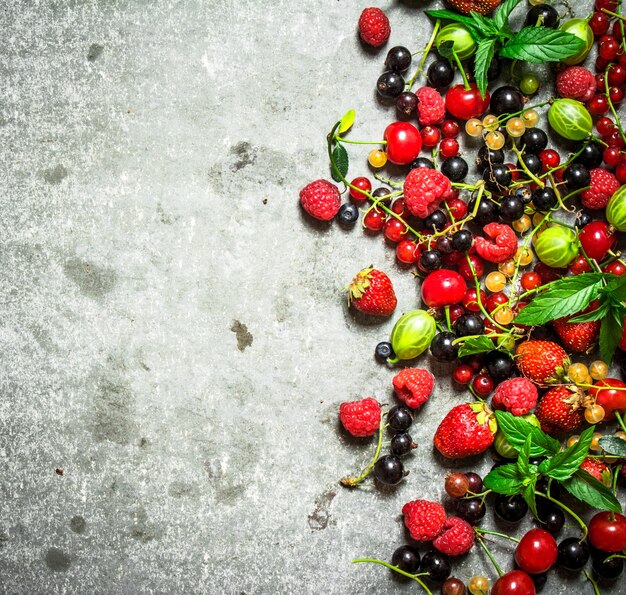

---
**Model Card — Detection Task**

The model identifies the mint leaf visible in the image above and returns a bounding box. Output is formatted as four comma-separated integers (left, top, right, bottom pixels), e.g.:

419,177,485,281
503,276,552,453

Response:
599,436,626,456
494,411,561,457
513,274,604,326
517,435,533,477
568,301,610,323
522,481,538,518
562,469,622,513
457,335,495,358
484,464,525,495
473,38,497,99
470,11,498,36
493,0,523,30
437,40,456,60
540,426,594,481
424,10,486,40
331,144,349,182
500,27,586,63
599,306,623,364
337,110,356,135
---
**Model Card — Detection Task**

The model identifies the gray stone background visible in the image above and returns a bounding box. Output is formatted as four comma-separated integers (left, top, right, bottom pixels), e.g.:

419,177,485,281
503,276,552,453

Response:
1,0,624,593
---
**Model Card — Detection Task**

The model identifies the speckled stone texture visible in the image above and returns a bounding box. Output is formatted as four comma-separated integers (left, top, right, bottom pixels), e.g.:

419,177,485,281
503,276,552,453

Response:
0,0,624,593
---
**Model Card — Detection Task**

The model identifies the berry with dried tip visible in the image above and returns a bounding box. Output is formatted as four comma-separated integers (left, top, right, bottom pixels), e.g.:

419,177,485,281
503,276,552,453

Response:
338,203,359,226
391,545,421,573
375,341,395,362
348,267,397,317
402,499,447,541
299,179,341,221
339,397,382,437
358,7,390,47
391,433,417,456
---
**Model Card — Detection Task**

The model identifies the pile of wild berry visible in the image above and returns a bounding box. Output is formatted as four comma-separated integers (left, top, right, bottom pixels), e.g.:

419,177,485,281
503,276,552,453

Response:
300,1,626,593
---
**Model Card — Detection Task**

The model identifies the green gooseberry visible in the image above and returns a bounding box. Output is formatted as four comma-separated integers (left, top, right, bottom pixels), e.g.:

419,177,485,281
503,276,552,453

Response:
389,310,436,362
436,24,477,61
606,184,626,232
535,226,579,268
494,414,541,459
559,19,594,65
548,99,593,141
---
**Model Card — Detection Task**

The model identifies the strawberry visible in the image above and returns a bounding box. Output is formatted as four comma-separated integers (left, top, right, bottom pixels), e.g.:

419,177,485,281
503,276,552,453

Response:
434,403,497,458
553,316,600,353
348,267,397,316
402,500,446,541
534,385,584,436
444,0,501,15
580,457,612,487
515,340,570,385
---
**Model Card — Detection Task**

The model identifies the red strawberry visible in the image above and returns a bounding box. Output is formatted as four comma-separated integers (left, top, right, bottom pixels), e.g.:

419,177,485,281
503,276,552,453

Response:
358,7,390,48
580,457,612,487
392,368,435,409
553,316,600,353
433,516,475,556
339,397,381,437
556,67,597,102
299,179,341,221
434,403,497,458
348,267,397,316
516,340,570,385
402,500,446,541
534,386,584,435
444,0,501,15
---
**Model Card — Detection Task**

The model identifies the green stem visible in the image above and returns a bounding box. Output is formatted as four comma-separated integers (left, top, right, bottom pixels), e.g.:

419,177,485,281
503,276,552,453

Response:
475,535,504,577
340,415,386,487
605,65,626,147
352,559,433,595
615,411,626,434
407,20,440,90
451,49,470,90
536,491,588,541
584,570,601,595
613,464,622,496
511,143,545,188
475,527,521,543
605,553,626,561
444,305,452,332
335,137,387,146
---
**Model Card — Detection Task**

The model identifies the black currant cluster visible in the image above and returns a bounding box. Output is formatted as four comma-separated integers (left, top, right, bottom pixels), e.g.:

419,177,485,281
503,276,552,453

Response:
373,405,416,485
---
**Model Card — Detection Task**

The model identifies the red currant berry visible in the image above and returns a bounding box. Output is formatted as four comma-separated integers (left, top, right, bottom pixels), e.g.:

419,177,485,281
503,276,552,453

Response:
491,571,536,595
396,240,420,264
604,146,622,166
534,262,563,283
453,364,473,385
606,131,626,148
600,39,620,60
457,254,485,281
515,528,558,574
596,56,611,72
486,292,508,313
539,149,560,171
616,161,626,183
579,221,616,261
384,217,409,242
505,162,521,182
608,64,626,85
445,196,468,220
590,11,611,36
520,271,542,290
596,73,606,89
619,51,626,66
363,207,386,232
391,198,408,216
613,19,625,41
596,0,618,12
604,260,626,275
588,94,610,115
383,121,422,165
462,287,486,313
588,511,626,553
472,373,494,396
349,177,372,201
421,125,441,148
448,304,465,323
441,119,460,139
610,86,625,104
569,254,593,275
597,117,615,136
441,250,464,267
439,138,459,158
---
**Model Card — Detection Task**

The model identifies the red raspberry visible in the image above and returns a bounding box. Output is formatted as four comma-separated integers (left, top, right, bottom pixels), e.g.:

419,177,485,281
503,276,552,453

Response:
491,377,539,416
393,368,435,409
339,397,381,437
417,87,446,126
474,223,517,263
433,517,475,556
403,168,452,218
358,7,390,48
581,168,621,209
402,500,446,541
556,67,597,102
299,179,341,221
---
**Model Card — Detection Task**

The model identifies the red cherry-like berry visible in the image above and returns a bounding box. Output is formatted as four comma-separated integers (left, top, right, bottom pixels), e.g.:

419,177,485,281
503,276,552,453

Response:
384,122,422,165
363,206,386,231
421,125,441,148
569,254,593,275
604,260,626,275
421,269,467,308
453,364,474,385
588,94,609,115
384,217,409,243
472,373,494,397
462,287,486,312
589,511,626,553
445,84,490,121
440,138,459,158
441,119,460,138
579,221,616,261
520,271,542,291
396,240,421,264
514,528,558,575
349,177,372,201
491,571,536,595
539,149,560,171
445,196,468,219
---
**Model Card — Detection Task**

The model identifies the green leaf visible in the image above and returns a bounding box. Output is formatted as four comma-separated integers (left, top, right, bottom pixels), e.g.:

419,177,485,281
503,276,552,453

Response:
493,0,523,30
513,274,604,326
484,464,525,495
473,38,497,99
522,481,538,518
494,411,561,457
500,27,586,63
540,426,594,481
568,302,610,323
457,335,496,358
331,144,349,182
437,40,456,59
470,11,498,36
599,436,626,456
606,276,626,301
424,10,486,41
599,307,623,364
337,110,355,135
562,469,622,513
517,435,533,477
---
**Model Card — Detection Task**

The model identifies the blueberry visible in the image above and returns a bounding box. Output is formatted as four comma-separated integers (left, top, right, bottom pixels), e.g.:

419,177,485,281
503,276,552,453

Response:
375,341,395,362
337,203,359,225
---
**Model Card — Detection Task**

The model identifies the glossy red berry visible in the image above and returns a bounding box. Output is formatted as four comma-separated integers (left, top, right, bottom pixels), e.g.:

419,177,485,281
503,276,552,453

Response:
597,117,615,136
457,255,485,281
604,147,622,167
441,119,460,138
491,571,536,595
608,64,626,86
589,511,626,553
439,138,459,158
539,149,560,172
600,39,620,60
445,84,490,121
363,207,386,231
590,11,611,36
384,217,409,242
610,86,625,104
449,304,465,323
383,122,422,165
462,287,486,313
486,292,508,313
515,528,558,574
616,162,626,183
421,269,467,308
520,271,542,291
421,125,441,148
579,221,616,261
349,177,372,201
588,95,609,116
472,373,494,396
534,263,563,283
596,0,619,11
453,364,473,385
569,254,593,275
445,196,468,220
606,131,626,148
604,260,626,275
396,240,421,264
391,198,408,217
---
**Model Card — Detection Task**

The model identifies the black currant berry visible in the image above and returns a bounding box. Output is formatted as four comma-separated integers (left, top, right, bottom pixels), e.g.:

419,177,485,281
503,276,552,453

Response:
427,60,454,88
519,128,548,153
475,146,505,171
391,545,421,573
420,550,451,582
538,506,565,534
532,187,558,211
372,187,392,201
387,405,413,432
374,454,406,485
525,4,559,28
576,213,593,228
455,314,485,338
424,209,447,231
377,71,405,99
574,143,603,169
391,433,416,456
420,249,442,271
441,156,468,182
557,537,590,571
515,185,533,204
494,494,528,523
490,85,524,116
338,203,359,225
430,332,459,362
375,341,395,362
396,92,418,116
469,197,499,224
483,163,512,191
385,46,412,72
485,350,515,380
592,553,624,580
563,163,591,191
436,236,454,254
465,472,483,493
499,196,524,222
452,230,473,252
410,157,435,169
456,498,486,524
518,153,542,176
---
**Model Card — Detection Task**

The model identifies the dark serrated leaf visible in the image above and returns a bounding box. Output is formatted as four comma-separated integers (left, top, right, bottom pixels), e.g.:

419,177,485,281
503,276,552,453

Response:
599,436,626,456
473,38,497,99
599,307,623,364
494,411,561,456
484,464,525,495
568,302,611,323
517,435,532,477
541,426,594,481
457,335,496,358
493,0,523,30
331,144,349,182
424,10,486,40
562,470,622,513
500,27,586,63
523,481,538,518
513,274,604,326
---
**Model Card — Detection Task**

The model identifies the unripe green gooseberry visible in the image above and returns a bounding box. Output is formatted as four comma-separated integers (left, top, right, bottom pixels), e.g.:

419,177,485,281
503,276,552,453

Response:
535,226,579,268
606,184,626,231
436,24,477,61
559,19,594,65
548,98,593,141
494,414,541,458
389,310,436,362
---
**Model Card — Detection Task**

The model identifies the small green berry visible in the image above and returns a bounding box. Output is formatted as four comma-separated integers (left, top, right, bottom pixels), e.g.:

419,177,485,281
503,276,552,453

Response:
520,74,540,95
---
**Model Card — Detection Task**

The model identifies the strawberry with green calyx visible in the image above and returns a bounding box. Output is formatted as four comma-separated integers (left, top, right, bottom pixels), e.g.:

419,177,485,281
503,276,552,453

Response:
515,340,570,385
348,267,397,317
434,403,497,458
534,385,584,436
553,315,600,353
580,458,612,488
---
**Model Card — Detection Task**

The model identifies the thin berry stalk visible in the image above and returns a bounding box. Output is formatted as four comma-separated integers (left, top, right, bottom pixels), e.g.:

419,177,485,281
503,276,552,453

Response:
340,415,386,487
352,559,433,595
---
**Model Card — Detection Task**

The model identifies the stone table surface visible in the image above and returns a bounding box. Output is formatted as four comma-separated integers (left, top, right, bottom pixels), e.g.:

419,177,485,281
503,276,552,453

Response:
1,0,624,593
